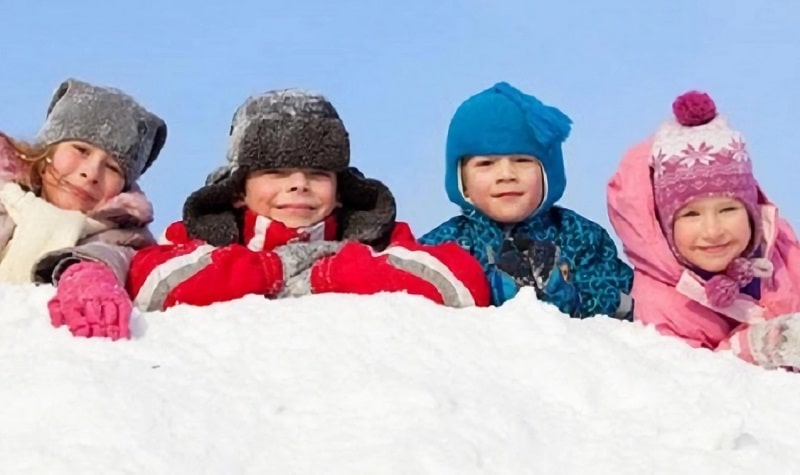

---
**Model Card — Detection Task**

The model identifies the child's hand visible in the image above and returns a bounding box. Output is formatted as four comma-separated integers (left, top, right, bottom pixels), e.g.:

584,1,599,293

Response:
746,313,800,369
491,236,578,313
272,241,345,297
304,239,489,307
495,236,568,295
273,241,345,280
48,261,132,341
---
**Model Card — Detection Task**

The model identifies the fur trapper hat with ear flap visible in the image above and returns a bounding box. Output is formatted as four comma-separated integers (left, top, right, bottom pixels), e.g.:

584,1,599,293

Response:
36,78,167,188
183,88,397,249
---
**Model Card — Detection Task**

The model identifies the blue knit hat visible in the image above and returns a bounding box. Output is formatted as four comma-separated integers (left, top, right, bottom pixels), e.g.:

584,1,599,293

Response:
445,82,572,217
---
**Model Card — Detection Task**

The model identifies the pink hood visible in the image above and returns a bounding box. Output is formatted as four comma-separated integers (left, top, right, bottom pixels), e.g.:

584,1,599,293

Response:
607,139,800,351
607,139,682,286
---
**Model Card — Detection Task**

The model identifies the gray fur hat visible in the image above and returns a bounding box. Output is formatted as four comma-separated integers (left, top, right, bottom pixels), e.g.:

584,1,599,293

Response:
36,78,167,187
183,88,396,249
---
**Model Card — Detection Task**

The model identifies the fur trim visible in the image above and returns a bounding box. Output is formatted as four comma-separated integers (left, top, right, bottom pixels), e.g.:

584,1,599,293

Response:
235,117,349,172
182,167,397,249
337,167,396,250
183,169,246,247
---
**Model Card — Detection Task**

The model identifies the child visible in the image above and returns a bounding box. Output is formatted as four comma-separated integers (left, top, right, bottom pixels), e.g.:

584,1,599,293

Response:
0,78,167,340
128,88,489,310
420,82,633,319
607,90,800,369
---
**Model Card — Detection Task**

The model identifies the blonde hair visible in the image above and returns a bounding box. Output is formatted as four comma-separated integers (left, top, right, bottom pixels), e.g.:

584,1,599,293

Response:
4,136,55,195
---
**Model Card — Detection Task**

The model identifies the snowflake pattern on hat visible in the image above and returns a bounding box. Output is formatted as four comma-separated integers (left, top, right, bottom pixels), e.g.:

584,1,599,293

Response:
649,90,769,307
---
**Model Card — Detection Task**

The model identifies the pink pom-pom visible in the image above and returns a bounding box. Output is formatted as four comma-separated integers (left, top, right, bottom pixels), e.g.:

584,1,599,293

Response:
727,257,755,286
706,275,738,308
672,91,717,126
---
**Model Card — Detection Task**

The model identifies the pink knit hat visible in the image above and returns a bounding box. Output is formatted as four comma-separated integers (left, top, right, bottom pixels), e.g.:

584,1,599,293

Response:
650,91,772,307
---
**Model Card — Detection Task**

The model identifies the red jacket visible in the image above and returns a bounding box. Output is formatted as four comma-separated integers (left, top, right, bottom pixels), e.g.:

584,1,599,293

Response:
128,218,490,312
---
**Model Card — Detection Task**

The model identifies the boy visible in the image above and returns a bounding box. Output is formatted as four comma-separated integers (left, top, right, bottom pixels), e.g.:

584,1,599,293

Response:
420,82,632,319
128,89,489,311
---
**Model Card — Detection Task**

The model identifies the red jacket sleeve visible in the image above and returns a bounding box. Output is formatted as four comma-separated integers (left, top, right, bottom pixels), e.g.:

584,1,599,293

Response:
128,222,285,311
310,222,490,307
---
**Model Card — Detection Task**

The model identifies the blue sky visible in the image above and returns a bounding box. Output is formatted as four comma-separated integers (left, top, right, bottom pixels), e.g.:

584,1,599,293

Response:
1,0,798,240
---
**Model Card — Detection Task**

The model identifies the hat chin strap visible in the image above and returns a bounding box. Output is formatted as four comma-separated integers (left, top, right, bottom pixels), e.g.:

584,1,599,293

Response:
536,170,549,214
456,160,473,205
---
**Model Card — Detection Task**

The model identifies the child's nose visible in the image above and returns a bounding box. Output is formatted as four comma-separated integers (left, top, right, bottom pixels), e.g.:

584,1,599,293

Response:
77,160,101,183
701,215,725,240
287,172,310,190
496,159,517,181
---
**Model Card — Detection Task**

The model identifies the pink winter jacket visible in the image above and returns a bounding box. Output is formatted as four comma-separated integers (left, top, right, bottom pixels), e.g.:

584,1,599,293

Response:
607,139,800,364
0,135,156,285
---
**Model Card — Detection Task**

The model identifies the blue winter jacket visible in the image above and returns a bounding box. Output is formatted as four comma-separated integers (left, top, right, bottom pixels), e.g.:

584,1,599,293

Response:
421,206,633,319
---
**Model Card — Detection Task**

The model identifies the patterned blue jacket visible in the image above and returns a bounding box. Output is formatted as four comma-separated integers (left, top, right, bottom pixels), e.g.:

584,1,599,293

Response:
420,206,633,319
430,81,633,318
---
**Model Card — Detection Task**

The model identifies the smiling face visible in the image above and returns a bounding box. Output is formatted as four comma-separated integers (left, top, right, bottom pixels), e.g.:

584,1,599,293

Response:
241,168,339,228
672,196,753,272
40,140,126,213
460,154,544,224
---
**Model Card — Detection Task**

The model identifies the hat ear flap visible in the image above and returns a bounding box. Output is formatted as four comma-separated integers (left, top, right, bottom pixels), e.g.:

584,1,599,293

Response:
142,119,168,175
45,79,75,117
337,167,397,250
205,164,234,186
183,169,247,247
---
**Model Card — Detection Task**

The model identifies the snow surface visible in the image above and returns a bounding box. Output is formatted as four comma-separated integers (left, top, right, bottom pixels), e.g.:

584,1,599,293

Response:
3,284,800,474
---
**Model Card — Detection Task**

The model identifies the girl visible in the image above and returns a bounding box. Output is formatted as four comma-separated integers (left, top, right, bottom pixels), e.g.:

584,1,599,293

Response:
0,78,166,340
607,90,800,370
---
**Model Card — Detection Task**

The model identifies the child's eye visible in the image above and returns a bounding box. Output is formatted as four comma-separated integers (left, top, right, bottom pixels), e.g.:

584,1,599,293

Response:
73,144,89,155
473,160,492,168
679,210,700,218
106,163,123,175
720,206,739,213
310,170,331,178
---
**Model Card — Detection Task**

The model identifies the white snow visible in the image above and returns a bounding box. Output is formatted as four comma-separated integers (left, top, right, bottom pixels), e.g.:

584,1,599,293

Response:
2,284,800,474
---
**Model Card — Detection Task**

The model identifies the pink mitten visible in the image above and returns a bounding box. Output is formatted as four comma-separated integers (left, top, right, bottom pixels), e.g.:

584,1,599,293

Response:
48,262,132,340
746,313,800,369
